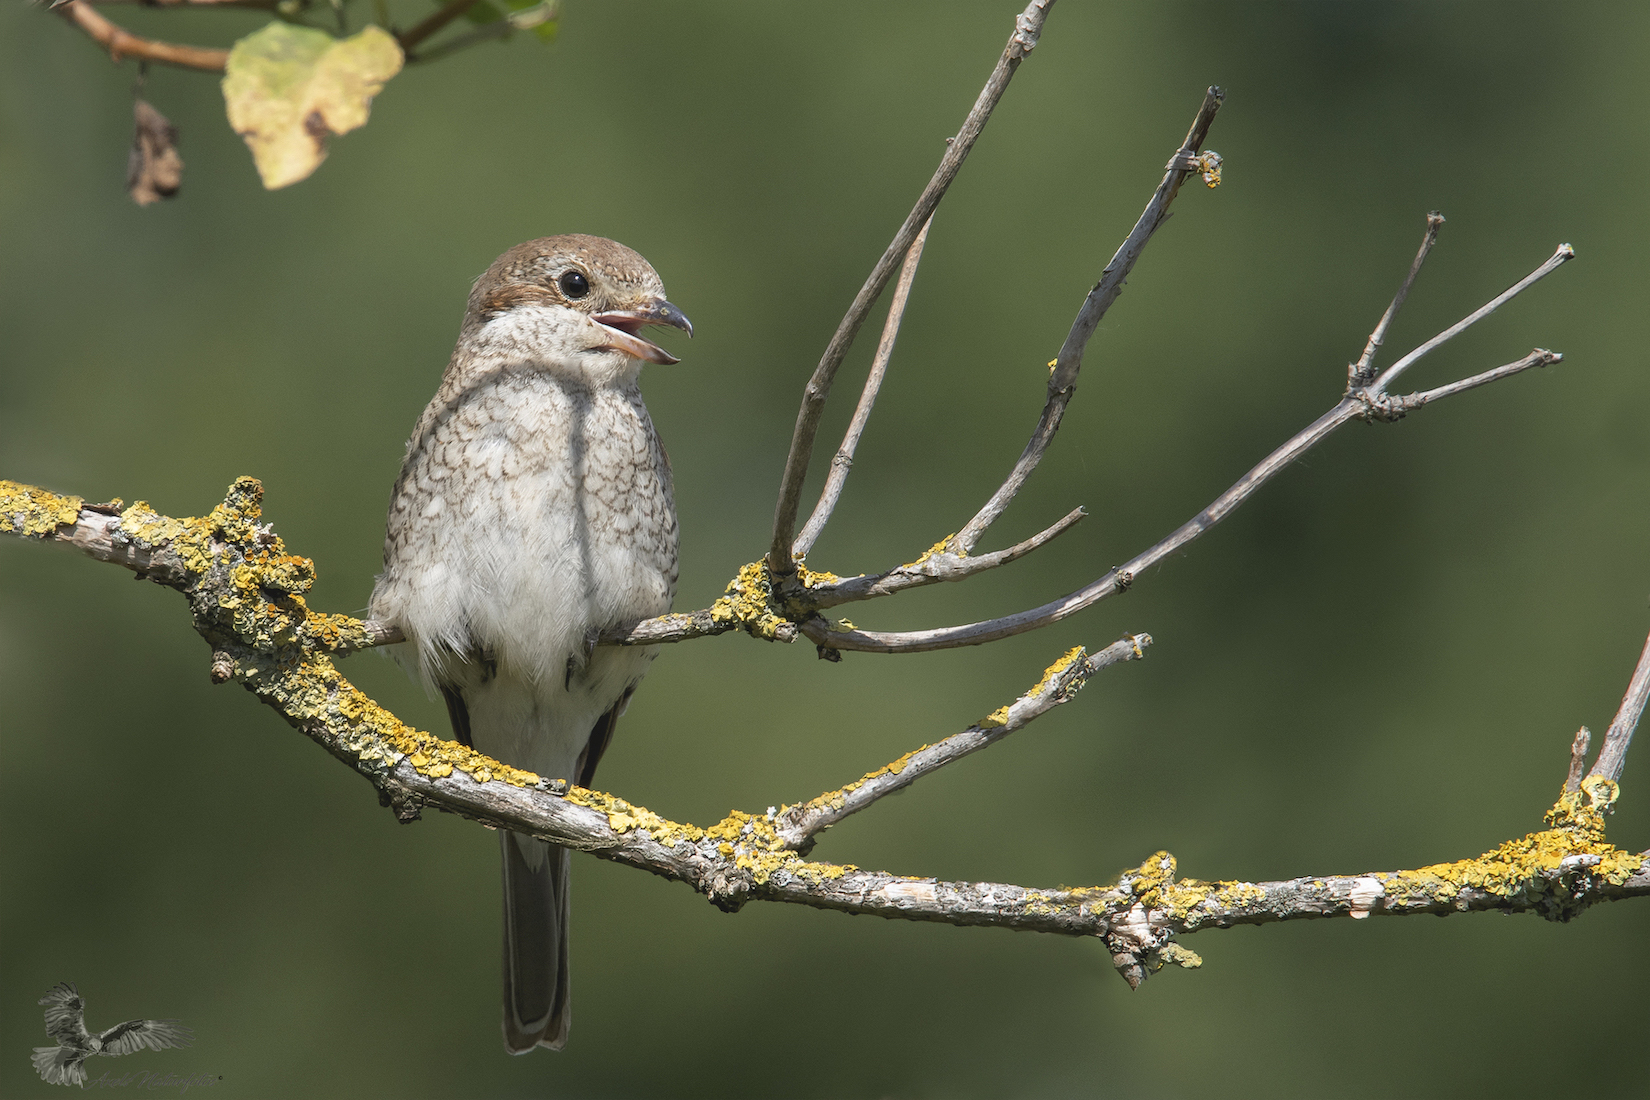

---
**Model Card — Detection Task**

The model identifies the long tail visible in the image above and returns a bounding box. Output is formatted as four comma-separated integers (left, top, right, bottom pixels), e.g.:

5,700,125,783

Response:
500,832,571,1053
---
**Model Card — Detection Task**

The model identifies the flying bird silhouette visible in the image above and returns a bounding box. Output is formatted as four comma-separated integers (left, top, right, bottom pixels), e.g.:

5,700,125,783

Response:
31,983,193,1088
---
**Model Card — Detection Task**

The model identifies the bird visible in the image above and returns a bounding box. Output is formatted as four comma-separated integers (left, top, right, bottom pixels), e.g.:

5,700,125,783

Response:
32,982,194,1087
369,235,689,1053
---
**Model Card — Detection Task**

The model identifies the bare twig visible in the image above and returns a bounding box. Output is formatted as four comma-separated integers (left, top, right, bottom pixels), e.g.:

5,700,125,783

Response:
82,0,278,7
804,506,1087,610
1349,212,1444,389
1588,625,1650,784
767,0,1055,578
1359,349,1562,420
799,244,1575,654
1565,727,1591,793
55,0,229,71
775,634,1150,849
1370,244,1574,393
952,85,1225,556
396,0,486,54
793,216,933,559
401,0,557,64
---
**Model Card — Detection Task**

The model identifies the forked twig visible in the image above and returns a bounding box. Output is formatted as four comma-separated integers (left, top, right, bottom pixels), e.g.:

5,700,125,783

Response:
1349,211,1444,388
801,240,1573,654
1371,245,1574,393
1588,626,1650,784
952,85,1225,556
766,0,1055,578
793,216,933,559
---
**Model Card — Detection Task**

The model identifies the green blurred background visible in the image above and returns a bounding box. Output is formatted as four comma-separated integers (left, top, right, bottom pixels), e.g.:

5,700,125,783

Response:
3,1,1647,1096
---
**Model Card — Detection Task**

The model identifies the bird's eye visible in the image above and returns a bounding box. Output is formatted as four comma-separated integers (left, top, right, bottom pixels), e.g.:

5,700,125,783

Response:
558,270,590,299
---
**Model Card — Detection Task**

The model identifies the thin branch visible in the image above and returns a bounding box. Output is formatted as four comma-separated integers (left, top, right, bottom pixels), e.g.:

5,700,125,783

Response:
952,85,1225,556
803,506,1087,611
1359,349,1561,419
766,0,1055,578
1349,211,1444,389
775,634,1149,849
1370,244,1574,394
1588,624,1650,783
81,0,278,7
396,0,484,54
793,216,933,560
55,0,229,71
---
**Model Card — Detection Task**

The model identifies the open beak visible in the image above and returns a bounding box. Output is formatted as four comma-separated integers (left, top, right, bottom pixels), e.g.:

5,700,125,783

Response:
591,298,693,365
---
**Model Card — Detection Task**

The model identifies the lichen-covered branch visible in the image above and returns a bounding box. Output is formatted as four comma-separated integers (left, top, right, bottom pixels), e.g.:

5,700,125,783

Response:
2,477,1645,975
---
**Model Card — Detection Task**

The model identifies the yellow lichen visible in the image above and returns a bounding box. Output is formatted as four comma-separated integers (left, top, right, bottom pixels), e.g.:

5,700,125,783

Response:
708,559,792,640
796,745,933,818
1383,781,1640,911
979,707,1010,729
1113,851,1267,922
0,480,85,537
794,560,840,588
1029,646,1086,697
977,647,1090,730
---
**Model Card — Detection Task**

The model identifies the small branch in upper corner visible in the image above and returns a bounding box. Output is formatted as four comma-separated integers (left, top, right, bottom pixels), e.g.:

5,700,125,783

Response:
396,0,484,55
54,0,229,71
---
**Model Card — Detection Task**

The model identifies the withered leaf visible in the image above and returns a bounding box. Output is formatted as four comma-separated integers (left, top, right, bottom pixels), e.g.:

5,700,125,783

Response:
221,23,403,190
128,98,183,206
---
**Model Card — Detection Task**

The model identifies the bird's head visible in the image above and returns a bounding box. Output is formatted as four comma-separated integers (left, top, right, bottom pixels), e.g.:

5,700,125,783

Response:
462,234,692,378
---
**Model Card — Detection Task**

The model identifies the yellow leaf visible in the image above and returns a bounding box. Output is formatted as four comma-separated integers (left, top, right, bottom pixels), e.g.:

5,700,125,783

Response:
222,23,403,190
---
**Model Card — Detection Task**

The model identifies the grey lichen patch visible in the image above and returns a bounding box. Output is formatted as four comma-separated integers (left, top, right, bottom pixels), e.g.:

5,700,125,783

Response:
902,533,966,573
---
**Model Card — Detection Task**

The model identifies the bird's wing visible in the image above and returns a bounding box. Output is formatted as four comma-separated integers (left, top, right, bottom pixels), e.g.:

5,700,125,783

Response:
441,683,474,747
98,1018,195,1055
32,1044,88,1087
38,983,89,1044
576,687,633,789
